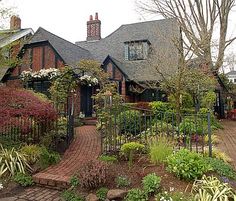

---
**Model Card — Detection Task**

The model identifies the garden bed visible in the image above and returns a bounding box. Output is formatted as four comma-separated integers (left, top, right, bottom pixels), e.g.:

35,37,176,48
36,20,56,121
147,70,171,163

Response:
72,155,192,200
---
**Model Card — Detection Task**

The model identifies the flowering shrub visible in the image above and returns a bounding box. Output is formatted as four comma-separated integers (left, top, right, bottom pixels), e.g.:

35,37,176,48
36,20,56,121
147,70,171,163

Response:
79,74,98,86
20,68,60,81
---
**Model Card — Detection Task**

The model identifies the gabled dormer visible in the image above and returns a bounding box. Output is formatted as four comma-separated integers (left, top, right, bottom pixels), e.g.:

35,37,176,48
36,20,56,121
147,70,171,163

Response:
124,40,151,61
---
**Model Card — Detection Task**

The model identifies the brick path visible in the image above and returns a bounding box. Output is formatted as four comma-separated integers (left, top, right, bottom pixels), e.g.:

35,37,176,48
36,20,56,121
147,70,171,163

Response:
33,125,101,188
3,186,62,201
4,125,101,201
216,120,236,169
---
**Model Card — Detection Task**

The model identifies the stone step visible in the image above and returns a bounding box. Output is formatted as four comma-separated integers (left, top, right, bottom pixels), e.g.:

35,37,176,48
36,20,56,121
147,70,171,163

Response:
33,173,70,190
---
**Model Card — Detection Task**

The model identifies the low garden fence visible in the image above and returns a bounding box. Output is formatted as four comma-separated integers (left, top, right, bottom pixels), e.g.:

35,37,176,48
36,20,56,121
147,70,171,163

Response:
0,98,74,152
100,105,212,156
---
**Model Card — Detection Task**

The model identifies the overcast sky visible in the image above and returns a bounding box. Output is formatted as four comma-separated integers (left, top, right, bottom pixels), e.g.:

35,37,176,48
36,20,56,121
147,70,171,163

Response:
4,0,157,43
2,0,236,72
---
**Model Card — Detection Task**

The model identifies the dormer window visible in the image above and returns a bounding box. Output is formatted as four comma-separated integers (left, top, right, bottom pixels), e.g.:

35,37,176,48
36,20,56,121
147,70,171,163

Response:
124,40,150,61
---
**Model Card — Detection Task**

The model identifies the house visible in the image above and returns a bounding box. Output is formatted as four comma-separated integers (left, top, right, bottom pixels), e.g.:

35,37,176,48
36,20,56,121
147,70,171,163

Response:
226,70,236,84
4,14,181,117
76,13,180,104
0,16,33,84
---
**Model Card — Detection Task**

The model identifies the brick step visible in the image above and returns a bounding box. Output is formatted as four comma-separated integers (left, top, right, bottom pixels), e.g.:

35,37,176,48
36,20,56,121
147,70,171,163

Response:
33,173,70,190
81,118,97,125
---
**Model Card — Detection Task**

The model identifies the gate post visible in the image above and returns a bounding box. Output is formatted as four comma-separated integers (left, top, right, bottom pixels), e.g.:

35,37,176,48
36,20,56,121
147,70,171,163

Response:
207,112,212,157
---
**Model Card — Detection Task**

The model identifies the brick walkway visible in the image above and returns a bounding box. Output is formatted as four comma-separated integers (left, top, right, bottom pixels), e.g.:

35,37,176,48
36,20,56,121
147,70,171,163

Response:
5,125,101,201
33,125,101,188
5,186,61,201
216,120,236,169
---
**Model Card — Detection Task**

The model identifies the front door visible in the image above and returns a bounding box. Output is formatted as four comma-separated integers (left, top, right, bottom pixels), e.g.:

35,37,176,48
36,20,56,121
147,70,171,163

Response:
80,85,93,117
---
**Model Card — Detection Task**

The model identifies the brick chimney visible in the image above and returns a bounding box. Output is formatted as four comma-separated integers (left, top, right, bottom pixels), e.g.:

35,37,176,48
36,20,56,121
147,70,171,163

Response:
10,15,21,30
87,12,101,41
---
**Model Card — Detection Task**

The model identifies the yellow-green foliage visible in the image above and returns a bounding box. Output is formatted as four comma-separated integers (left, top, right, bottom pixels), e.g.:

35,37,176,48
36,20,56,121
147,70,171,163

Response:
204,148,232,163
148,137,173,164
120,142,145,157
192,175,236,201
120,142,145,167
204,135,220,145
20,144,42,165
0,145,32,178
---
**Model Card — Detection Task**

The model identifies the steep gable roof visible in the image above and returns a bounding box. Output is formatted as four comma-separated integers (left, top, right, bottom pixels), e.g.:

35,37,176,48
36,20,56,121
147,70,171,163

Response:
76,18,180,83
27,27,93,67
0,28,33,81
0,28,33,48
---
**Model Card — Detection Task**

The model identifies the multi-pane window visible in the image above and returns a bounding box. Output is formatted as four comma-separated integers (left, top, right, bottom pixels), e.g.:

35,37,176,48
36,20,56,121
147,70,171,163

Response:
124,40,150,61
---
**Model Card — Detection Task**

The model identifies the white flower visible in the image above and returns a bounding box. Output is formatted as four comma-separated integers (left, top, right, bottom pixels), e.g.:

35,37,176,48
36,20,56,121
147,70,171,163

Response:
0,183,3,190
20,68,60,80
169,187,174,192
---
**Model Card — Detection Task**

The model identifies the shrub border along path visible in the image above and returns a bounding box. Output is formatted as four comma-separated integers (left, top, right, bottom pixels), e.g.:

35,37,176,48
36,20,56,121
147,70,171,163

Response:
4,125,101,201
216,120,236,169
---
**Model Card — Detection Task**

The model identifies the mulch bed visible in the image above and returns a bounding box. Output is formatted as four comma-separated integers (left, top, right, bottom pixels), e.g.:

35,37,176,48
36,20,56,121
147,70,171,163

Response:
0,180,24,199
106,156,191,192
76,155,192,198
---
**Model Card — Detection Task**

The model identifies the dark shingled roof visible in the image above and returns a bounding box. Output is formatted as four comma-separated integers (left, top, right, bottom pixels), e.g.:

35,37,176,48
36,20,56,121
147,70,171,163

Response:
76,18,180,82
27,27,93,67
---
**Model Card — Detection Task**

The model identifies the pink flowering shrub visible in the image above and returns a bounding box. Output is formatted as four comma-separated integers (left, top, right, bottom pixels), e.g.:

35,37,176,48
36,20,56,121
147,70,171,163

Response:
0,87,57,140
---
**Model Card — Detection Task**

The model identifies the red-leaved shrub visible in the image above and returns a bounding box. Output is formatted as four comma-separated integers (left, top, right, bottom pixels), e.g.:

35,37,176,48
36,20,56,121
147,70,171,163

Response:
228,109,236,120
134,102,151,110
77,160,108,189
0,87,57,137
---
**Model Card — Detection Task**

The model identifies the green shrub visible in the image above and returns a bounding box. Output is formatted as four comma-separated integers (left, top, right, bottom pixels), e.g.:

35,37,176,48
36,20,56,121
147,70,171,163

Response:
201,91,216,110
13,172,34,187
117,110,142,135
115,175,131,187
99,155,117,163
20,144,42,165
150,101,172,115
0,136,23,150
169,92,194,109
204,157,236,180
78,160,108,189
120,142,145,167
142,173,161,194
96,187,108,201
148,137,173,164
166,149,211,180
69,176,80,188
61,190,84,201
198,108,222,130
179,118,197,134
38,147,60,169
125,188,148,201
192,175,236,201
0,145,32,178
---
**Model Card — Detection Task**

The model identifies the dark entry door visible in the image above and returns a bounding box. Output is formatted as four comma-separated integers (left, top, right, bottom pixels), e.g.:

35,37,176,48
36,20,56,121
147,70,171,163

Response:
81,85,93,117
